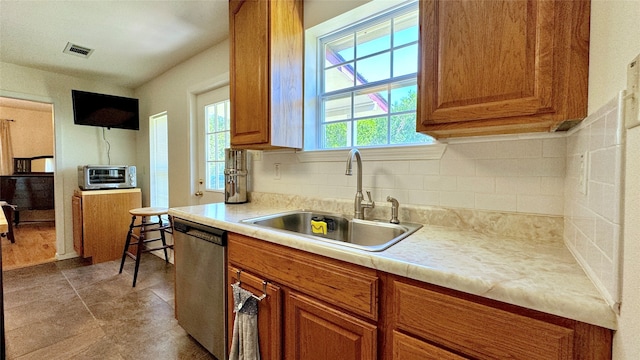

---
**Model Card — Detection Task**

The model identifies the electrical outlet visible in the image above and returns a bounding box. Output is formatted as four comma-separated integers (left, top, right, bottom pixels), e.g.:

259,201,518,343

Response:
626,53,640,129
579,151,588,195
274,163,281,180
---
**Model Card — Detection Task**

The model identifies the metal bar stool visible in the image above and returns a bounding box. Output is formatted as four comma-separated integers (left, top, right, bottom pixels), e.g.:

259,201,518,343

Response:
119,207,173,287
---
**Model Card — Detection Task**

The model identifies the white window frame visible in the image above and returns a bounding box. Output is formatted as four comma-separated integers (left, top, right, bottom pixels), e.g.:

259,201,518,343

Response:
302,0,445,161
204,99,231,192
149,111,169,207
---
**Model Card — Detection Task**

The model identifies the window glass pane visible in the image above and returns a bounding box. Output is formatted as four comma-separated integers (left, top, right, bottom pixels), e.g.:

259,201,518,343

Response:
325,34,354,65
207,134,216,161
207,162,216,189
216,102,226,131
216,162,225,190
206,107,215,133
324,94,352,122
390,83,417,112
355,117,387,146
325,63,355,92
316,3,430,150
393,11,418,46
216,132,226,160
390,114,431,144
356,20,391,58
323,122,349,148
149,112,169,208
393,44,418,77
356,53,390,84
354,87,388,118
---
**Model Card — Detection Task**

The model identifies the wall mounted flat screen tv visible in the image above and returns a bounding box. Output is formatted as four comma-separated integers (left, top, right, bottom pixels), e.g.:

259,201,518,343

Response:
72,90,139,130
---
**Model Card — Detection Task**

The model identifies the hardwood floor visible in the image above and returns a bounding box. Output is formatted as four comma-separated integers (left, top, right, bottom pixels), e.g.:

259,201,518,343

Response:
1,221,56,271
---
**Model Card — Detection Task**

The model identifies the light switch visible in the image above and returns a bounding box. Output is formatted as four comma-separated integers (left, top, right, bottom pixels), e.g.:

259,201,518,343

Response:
625,53,640,129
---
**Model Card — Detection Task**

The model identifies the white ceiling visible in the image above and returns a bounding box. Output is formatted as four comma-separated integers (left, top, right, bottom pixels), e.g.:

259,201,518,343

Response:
0,0,229,89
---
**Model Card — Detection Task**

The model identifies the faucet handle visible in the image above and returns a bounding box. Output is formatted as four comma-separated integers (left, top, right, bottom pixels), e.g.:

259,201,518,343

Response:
362,191,375,209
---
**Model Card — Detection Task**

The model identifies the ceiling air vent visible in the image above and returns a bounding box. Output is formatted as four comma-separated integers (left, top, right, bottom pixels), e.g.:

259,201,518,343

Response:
63,42,94,58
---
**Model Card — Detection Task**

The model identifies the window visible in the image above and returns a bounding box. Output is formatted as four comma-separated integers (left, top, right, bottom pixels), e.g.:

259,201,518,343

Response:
149,112,169,207
316,1,430,149
205,99,231,191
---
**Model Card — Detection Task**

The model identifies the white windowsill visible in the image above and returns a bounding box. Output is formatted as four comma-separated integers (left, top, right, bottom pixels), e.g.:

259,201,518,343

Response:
291,143,447,162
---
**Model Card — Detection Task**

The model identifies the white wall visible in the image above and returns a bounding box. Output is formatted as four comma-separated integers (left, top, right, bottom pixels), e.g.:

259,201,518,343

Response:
134,39,230,207
0,105,54,158
588,0,640,358
0,61,138,259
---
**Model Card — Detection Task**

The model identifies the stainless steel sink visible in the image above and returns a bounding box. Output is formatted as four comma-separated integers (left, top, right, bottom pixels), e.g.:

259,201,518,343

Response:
241,210,422,251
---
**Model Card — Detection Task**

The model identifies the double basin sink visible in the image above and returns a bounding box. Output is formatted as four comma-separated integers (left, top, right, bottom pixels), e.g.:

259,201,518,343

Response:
241,210,422,252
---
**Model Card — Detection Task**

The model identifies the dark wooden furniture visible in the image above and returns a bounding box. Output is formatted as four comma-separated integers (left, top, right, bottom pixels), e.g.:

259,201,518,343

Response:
0,174,54,225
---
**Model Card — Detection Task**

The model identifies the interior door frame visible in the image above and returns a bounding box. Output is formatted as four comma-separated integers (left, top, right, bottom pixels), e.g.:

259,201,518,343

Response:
0,91,62,257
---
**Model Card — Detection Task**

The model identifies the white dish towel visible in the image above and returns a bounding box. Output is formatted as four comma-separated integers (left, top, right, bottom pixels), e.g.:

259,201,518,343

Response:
229,283,261,360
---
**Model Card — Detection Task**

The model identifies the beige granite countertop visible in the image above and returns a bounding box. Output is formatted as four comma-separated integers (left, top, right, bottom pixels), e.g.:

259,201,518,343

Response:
169,197,617,330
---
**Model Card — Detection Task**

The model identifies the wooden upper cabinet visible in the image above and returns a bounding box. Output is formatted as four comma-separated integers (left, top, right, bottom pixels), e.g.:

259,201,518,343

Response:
417,0,590,138
229,0,304,149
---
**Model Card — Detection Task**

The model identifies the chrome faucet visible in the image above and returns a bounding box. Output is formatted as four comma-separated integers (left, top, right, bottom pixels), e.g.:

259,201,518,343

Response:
345,148,374,219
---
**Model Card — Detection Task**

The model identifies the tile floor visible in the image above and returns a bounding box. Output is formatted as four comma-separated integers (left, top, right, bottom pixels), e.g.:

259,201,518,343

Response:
2,255,216,359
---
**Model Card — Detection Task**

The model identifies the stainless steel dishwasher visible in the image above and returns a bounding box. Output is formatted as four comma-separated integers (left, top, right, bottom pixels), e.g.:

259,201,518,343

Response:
173,218,227,360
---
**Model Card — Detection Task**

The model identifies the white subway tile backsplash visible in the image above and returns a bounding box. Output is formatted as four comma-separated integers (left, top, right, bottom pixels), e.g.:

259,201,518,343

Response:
475,193,517,212
440,158,476,176
445,142,498,159
563,92,623,308
495,139,543,158
540,177,565,196
394,174,424,190
589,147,616,184
457,176,495,193
440,191,475,208
495,176,540,195
517,194,564,215
543,137,566,158
408,159,440,175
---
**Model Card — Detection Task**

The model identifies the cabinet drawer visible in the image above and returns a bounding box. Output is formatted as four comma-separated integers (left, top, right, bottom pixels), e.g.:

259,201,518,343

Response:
393,281,574,359
228,233,378,320
392,331,468,360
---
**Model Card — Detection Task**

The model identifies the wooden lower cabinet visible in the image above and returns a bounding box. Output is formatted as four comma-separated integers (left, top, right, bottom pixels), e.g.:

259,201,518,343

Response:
227,266,282,360
227,233,613,360
383,274,613,360
285,291,376,360
227,233,378,360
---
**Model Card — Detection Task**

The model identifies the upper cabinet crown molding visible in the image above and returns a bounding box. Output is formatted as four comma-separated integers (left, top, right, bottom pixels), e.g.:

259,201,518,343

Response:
229,0,304,150
417,0,590,139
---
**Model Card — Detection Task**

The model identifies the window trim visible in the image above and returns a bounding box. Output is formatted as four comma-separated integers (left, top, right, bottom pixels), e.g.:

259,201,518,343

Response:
306,0,427,151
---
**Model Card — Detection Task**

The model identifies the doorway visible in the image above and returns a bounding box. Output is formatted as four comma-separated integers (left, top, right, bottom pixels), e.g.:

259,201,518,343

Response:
0,96,56,271
195,86,230,205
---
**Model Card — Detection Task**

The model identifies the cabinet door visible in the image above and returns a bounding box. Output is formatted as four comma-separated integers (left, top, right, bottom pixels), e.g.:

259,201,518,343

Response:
392,331,468,360
230,0,270,146
227,266,282,360
71,195,83,256
285,292,376,360
417,0,589,137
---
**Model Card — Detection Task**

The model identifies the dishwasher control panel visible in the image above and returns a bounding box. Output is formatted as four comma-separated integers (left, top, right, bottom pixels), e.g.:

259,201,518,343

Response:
173,219,227,246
